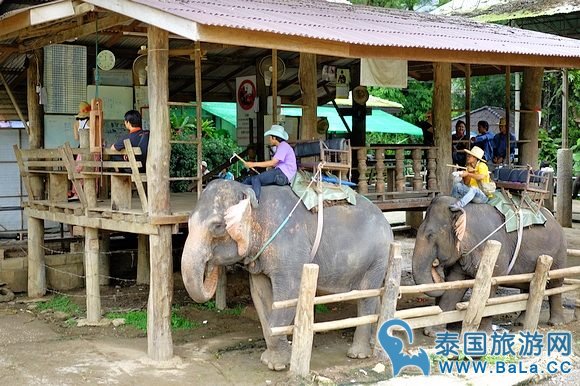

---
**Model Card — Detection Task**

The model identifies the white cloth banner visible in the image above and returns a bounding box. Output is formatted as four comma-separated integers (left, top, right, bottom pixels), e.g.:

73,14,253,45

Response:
360,58,408,88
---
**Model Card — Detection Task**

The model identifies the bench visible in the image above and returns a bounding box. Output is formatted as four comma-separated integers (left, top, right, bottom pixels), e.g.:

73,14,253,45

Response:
293,138,351,180
492,165,551,208
61,139,148,212
13,145,74,204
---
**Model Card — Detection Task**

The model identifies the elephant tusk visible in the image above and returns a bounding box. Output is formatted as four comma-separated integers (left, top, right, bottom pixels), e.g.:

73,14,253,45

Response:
432,258,440,267
431,266,443,283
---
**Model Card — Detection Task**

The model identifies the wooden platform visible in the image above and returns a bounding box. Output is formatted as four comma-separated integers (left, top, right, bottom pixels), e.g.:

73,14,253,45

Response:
24,192,197,235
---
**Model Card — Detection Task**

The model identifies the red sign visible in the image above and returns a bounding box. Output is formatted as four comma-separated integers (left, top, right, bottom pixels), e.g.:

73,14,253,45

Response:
237,79,256,111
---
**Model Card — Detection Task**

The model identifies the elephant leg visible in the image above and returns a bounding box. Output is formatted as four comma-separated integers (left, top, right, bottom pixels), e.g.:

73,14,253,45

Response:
548,293,565,326
514,288,528,326
348,297,379,359
349,261,384,359
424,267,467,338
249,273,293,371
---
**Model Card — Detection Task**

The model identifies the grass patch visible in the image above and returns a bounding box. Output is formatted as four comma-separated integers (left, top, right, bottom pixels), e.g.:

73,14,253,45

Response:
36,295,81,316
106,307,200,331
315,304,330,313
193,300,245,316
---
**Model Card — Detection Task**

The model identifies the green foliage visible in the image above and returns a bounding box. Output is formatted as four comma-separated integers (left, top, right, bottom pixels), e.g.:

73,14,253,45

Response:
192,300,246,316
350,0,447,10
37,295,81,316
366,132,422,145
169,110,239,192
538,128,562,169
105,307,199,331
452,75,508,115
571,138,580,174
314,304,330,313
369,79,433,125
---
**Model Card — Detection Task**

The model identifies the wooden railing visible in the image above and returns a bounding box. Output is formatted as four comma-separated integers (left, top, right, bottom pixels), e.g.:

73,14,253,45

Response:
353,145,438,210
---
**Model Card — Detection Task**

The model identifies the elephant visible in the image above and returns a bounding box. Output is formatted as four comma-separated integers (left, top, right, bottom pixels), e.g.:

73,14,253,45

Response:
412,196,567,337
181,179,394,370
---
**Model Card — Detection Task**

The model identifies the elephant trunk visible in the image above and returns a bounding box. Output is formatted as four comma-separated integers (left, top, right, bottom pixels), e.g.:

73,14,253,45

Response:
181,235,219,303
412,240,445,298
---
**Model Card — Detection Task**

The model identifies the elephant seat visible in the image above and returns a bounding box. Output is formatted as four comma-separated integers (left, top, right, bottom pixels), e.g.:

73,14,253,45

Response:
492,165,552,209
292,138,351,181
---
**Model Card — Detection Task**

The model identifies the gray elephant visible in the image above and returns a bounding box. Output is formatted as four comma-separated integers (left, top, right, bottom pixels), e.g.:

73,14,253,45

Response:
412,196,567,336
181,180,394,370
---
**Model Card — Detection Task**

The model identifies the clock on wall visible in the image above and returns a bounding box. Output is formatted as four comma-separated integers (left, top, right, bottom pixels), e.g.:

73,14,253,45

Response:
96,50,115,71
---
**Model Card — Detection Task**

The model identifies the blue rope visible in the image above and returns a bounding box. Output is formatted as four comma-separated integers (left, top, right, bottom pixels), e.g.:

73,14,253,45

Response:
249,166,323,262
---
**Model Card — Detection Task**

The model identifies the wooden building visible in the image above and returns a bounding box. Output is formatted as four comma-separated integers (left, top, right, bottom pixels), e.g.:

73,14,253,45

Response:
1,0,580,360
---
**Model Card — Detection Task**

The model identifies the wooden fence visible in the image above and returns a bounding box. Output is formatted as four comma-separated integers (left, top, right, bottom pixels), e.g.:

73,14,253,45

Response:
271,242,580,377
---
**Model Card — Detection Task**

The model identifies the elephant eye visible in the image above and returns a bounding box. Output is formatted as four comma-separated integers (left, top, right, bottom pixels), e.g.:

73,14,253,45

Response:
209,221,226,238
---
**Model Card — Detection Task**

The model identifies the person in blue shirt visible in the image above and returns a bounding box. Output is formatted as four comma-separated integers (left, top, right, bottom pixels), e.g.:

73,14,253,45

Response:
492,117,516,165
471,120,494,163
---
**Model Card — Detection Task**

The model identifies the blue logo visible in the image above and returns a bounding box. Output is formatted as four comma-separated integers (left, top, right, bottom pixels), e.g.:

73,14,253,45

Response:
377,319,431,376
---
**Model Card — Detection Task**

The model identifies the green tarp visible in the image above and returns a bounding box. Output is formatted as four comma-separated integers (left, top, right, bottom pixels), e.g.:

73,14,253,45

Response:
281,105,422,136
201,102,422,136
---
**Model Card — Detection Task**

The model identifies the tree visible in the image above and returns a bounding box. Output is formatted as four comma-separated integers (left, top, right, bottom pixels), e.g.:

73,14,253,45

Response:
350,0,451,10
369,80,433,125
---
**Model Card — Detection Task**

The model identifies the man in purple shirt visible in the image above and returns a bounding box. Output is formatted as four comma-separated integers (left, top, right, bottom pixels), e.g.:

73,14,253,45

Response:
243,125,297,202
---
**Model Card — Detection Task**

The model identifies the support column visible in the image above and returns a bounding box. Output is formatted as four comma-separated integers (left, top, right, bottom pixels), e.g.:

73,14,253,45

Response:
137,234,150,285
299,53,317,140
27,50,45,298
433,63,452,194
556,149,573,227
519,67,543,169
147,25,173,361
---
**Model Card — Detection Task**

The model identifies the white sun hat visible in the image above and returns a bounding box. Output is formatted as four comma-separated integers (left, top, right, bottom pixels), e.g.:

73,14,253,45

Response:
264,124,289,141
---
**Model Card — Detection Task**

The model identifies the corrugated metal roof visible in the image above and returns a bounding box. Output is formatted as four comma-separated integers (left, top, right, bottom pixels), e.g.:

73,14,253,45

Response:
125,0,580,58
432,0,580,22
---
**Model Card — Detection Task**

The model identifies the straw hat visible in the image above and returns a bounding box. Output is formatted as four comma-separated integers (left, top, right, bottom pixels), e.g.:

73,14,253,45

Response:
264,124,289,141
464,146,486,162
201,161,208,168
76,101,91,119
499,117,507,127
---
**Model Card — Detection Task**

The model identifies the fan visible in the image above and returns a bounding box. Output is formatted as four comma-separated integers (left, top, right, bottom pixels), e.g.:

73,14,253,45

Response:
132,55,148,86
258,55,286,86
316,117,330,135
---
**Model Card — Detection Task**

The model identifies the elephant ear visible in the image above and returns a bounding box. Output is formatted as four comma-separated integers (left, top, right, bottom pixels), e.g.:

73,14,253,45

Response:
453,210,467,252
225,197,253,257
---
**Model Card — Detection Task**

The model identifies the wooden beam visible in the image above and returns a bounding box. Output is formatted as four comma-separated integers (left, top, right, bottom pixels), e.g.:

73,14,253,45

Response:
24,207,159,235
146,25,173,362
20,14,131,52
433,62,452,194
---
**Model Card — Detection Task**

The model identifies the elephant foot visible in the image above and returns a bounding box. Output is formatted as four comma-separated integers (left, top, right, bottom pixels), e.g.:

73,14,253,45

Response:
347,342,372,359
547,314,566,326
423,325,445,338
513,312,525,326
260,348,291,371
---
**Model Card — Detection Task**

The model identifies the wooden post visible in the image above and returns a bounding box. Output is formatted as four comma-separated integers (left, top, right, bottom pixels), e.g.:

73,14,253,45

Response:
412,148,422,190
519,67,543,169
433,62,452,194
374,242,402,361
556,149,573,227
395,149,405,192
85,228,101,322
99,231,110,286
146,25,173,361
375,148,385,194
136,234,150,285
357,148,368,194
215,266,227,310
27,217,45,298
524,255,553,331
271,49,278,125
289,263,319,377
299,53,317,140
427,147,438,190
461,240,501,335
562,69,569,149
26,50,45,298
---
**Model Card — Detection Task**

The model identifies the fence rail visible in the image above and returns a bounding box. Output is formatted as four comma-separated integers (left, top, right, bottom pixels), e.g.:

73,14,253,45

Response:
273,243,580,377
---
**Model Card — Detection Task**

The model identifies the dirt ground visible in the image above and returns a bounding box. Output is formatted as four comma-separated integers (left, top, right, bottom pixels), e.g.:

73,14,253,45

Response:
1,208,579,385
